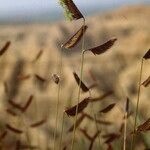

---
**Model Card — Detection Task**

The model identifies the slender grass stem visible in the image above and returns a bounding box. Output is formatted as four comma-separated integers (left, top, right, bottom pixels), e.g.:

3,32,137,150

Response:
71,19,86,150
123,112,127,150
59,112,65,150
53,48,63,150
131,59,144,150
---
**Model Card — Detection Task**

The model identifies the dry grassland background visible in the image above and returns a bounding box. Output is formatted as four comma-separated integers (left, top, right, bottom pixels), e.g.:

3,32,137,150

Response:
0,5,149,150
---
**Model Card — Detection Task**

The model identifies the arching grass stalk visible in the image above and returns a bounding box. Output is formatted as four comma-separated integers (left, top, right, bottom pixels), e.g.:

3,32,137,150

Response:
59,112,65,150
53,47,63,150
71,19,86,150
123,111,127,150
131,58,144,150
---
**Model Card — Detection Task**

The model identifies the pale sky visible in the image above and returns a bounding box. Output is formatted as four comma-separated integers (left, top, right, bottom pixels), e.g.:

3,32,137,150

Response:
0,0,149,22
0,0,148,12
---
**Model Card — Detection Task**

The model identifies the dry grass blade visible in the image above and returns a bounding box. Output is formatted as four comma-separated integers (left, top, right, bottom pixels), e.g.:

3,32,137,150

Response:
143,49,150,60
89,131,100,150
59,0,84,21
32,49,43,62
6,124,23,134
8,99,23,110
79,128,92,141
142,76,150,87
17,74,31,81
65,97,89,116
85,38,117,55
73,72,89,92
107,144,113,150
126,98,129,113
35,74,46,82
61,25,88,49
16,140,38,150
22,95,34,112
8,96,33,112
68,114,85,132
83,112,112,125
99,103,116,113
63,146,67,150
92,131,100,140
52,74,60,84
89,91,113,103
136,118,150,132
30,118,47,128
0,41,11,56
0,131,8,142
6,109,17,116
103,133,121,143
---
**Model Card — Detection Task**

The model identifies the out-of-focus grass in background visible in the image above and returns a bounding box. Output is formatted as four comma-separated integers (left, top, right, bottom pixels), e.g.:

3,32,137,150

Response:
0,0,150,149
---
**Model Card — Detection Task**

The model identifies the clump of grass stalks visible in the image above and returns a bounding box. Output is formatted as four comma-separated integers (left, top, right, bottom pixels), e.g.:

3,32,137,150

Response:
131,49,150,149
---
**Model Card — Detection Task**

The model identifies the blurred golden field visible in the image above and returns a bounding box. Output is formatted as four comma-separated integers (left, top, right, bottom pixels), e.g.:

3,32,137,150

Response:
0,4,150,150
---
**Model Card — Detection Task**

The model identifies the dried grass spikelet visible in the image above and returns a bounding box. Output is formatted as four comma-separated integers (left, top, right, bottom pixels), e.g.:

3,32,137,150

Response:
8,95,33,112
83,112,112,125
22,95,34,112
85,38,117,55
0,131,8,142
103,133,121,143
68,114,85,132
126,98,130,113
32,49,43,63
52,74,60,84
6,124,23,134
17,74,31,81
63,146,67,150
73,72,89,92
143,49,150,60
16,140,38,150
6,109,17,116
107,144,113,150
99,103,116,114
61,25,88,49
30,118,47,128
142,76,150,87
79,128,92,141
35,74,46,82
89,131,100,150
59,0,84,21
0,41,11,56
136,118,150,132
65,97,90,116
8,99,23,110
